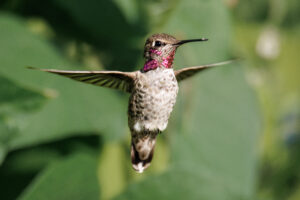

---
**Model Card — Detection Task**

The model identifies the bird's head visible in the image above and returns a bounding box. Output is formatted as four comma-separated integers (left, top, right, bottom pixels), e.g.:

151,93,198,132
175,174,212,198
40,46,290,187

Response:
143,33,208,72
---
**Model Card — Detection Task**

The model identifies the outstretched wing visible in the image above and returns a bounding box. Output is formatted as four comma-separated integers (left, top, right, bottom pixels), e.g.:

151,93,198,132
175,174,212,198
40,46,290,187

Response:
28,67,136,93
174,60,234,82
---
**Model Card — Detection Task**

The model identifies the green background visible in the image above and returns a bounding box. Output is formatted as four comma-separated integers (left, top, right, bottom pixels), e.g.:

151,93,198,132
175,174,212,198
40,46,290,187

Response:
0,0,299,200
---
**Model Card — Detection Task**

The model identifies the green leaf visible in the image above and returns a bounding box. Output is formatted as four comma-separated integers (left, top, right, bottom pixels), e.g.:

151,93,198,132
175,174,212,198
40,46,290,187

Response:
18,153,100,200
0,75,46,165
116,167,234,200
0,75,46,112
0,12,128,151
0,135,100,200
53,0,147,71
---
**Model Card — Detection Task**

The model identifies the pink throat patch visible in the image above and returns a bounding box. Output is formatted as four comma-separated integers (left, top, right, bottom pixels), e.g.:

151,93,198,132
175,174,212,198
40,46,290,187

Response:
149,49,162,55
143,59,159,71
143,50,175,72
162,51,175,69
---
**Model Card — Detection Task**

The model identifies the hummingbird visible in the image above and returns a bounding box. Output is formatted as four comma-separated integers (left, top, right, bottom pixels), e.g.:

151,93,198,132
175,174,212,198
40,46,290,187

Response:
29,33,233,173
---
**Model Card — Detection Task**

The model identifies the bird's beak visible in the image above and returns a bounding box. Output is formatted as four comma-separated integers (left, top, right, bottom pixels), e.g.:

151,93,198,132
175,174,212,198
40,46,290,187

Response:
174,38,208,46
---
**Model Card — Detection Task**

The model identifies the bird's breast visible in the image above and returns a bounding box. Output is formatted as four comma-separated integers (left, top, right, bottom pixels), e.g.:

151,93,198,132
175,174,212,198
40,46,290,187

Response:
128,68,178,133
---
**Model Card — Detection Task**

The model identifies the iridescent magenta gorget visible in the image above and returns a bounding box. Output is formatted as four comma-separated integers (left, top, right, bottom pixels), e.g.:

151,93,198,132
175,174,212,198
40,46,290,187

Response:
143,49,175,72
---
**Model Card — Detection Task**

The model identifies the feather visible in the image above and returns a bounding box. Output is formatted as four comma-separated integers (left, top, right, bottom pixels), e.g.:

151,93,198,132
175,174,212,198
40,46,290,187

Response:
28,67,136,93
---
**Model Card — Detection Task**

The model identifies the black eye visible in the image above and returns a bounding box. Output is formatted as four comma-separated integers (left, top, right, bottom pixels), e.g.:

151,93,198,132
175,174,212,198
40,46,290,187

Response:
155,41,162,47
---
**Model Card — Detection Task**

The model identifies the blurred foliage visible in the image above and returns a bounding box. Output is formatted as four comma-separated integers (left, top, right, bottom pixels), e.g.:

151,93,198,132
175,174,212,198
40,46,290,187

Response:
232,0,300,200
233,0,300,27
0,0,298,200
19,153,100,200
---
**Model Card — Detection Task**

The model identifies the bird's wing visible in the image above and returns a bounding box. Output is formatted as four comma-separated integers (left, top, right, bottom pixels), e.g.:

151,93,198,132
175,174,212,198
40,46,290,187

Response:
28,67,136,93
174,60,234,82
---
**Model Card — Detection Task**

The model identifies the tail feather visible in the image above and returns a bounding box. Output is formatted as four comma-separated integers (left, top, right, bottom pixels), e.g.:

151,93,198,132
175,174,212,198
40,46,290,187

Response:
131,142,154,173
130,135,157,173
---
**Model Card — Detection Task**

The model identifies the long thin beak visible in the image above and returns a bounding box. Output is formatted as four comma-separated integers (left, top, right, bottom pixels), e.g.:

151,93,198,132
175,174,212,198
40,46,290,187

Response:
174,38,208,46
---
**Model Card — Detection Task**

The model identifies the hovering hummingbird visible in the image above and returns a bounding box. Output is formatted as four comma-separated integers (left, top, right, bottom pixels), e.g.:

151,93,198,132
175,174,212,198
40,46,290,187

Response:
29,33,233,173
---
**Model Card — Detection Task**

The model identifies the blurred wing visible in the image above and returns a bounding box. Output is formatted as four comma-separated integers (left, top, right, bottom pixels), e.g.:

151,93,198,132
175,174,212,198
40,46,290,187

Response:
174,60,234,82
28,67,136,93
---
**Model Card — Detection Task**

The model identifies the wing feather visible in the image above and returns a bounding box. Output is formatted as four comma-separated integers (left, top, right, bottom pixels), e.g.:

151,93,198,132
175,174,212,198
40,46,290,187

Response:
28,67,136,93
174,60,234,82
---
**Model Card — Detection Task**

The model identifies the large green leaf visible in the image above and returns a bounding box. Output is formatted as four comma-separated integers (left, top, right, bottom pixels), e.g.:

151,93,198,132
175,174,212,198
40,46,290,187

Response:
0,135,100,200
0,13,128,151
116,0,260,199
0,75,46,165
18,153,100,200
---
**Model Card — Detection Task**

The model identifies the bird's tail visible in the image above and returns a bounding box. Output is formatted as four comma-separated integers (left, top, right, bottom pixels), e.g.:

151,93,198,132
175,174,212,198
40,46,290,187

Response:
131,134,157,173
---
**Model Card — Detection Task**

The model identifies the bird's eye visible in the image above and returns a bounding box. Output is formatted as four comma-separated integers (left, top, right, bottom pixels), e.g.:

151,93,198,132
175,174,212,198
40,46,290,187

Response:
155,41,162,47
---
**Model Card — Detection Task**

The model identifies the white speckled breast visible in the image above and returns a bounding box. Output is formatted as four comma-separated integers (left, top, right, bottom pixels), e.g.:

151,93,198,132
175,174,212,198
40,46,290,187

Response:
128,67,178,134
